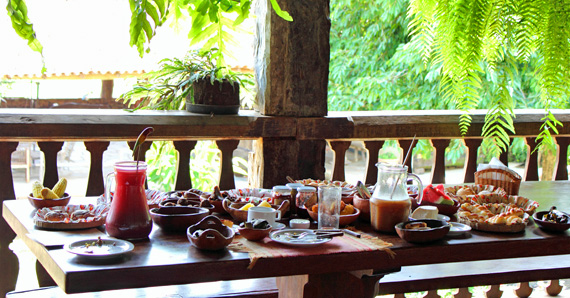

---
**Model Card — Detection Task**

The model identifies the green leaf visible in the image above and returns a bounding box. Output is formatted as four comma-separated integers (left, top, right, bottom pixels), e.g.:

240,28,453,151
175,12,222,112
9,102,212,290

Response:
269,0,293,21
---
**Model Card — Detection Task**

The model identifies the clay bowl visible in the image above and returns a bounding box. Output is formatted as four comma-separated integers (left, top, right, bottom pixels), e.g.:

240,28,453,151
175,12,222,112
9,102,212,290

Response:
395,219,450,243
187,215,235,250
199,192,228,214
164,189,203,200
533,211,570,232
307,207,361,227
222,199,290,223
159,198,215,214
150,206,210,232
237,226,272,241
412,198,461,217
27,193,71,209
352,194,370,222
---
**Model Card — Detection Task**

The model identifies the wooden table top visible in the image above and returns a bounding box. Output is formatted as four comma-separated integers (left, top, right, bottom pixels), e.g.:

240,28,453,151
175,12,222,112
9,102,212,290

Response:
3,181,570,294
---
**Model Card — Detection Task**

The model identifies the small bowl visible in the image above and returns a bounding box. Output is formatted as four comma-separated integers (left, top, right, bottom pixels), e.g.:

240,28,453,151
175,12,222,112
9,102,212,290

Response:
412,198,461,217
159,198,215,214
352,194,370,222
199,192,228,214
222,199,290,223
27,193,71,209
290,218,311,229
395,219,450,243
187,215,235,250
533,211,570,232
237,226,271,241
150,206,209,232
307,207,361,227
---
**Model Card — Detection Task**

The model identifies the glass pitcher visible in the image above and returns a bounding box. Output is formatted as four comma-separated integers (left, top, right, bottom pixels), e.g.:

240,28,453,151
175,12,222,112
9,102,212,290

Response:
105,161,152,240
370,163,423,233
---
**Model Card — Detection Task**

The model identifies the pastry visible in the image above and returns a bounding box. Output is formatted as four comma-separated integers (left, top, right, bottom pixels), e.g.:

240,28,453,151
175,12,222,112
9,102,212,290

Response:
44,210,68,222
456,187,476,196
71,209,92,221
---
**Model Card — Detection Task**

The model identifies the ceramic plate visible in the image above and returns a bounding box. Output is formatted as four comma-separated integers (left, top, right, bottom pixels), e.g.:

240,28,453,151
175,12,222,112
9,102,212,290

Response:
447,222,472,237
437,214,451,222
270,222,286,230
269,229,332,247
65,238,134,260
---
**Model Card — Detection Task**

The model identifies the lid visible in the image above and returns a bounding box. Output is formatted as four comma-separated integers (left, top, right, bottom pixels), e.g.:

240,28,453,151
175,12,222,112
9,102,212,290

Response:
272,186,290,194
286,183,304,189
297,186,316,193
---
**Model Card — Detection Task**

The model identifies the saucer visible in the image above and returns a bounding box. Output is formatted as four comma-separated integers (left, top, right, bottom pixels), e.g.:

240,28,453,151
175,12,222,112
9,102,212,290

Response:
270,222,286,230
447,222,471,237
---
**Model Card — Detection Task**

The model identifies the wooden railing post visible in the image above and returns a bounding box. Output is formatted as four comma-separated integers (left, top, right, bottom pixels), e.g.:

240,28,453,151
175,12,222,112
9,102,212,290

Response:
84,141,110,196
463,139,482,183
554,136,570,181
328,141,351,182
216,140,240,190
0,142,19,297
173,141,197,190
128,141,152,189
524,137,540,181
364,141,384,185
430,139,451,184
398,139,418,174
37,141,64,188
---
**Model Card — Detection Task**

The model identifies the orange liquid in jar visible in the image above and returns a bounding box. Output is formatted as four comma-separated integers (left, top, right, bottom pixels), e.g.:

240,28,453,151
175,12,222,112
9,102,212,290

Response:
369,197,411,233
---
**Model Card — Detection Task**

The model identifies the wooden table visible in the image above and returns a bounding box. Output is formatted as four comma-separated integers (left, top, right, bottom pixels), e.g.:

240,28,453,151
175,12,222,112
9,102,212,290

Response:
4,181,570,298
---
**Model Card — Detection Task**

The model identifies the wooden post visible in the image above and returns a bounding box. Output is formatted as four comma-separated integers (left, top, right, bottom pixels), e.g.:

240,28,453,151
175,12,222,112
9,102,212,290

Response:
101,80,114,102
253,0,330,186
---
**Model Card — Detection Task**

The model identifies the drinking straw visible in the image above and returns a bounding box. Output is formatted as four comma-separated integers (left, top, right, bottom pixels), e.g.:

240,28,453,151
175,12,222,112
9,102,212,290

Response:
389,135,416,199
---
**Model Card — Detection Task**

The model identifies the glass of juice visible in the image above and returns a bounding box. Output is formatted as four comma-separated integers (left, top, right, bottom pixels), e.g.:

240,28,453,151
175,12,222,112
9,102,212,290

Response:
105,161,153,240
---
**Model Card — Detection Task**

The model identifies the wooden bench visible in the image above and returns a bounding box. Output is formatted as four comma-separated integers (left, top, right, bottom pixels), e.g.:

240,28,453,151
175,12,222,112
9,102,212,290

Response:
8,256,570,298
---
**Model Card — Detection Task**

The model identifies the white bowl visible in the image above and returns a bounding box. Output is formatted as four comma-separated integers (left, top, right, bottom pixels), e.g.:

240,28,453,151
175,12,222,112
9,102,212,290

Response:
290,218,310,229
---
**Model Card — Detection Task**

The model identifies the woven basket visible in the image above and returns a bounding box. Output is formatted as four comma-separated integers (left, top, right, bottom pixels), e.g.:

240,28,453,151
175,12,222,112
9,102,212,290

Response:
474,168,522,196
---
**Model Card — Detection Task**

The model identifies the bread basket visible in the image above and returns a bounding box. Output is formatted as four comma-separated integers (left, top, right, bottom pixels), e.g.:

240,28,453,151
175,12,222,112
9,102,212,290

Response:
474,168,521,195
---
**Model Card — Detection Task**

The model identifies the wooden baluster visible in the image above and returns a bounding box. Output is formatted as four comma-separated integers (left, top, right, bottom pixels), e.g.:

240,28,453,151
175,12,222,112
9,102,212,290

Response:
394,294,406,298
173,141,197,190
430,139,451,184
514,282,533,298
0,142,19,297
546,279,563,296
84,141,110,196
364,141,384,185
398,139,418,175
37,142,64,188
486,284,503,298
425,289,441,298
216,140,239,190
499,142,510,167
328,141,351,182
463,139,483,183
553,137,570,180
128,141,153,189
524,137,539,181
454,287,472,298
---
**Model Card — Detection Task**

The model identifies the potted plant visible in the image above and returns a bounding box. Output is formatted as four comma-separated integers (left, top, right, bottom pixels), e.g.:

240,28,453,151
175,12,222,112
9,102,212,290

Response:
118,48,253,114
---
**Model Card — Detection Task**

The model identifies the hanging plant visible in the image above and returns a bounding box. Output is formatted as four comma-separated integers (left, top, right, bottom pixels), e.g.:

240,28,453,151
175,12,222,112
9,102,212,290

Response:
408,0,568,152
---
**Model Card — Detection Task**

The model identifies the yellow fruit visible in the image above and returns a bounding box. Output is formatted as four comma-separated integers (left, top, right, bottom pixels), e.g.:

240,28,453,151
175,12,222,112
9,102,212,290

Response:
41,188,60,200
239,203,255,211
258,200,272,208
52,178,67,198
340,204,355,215
32,181,43,198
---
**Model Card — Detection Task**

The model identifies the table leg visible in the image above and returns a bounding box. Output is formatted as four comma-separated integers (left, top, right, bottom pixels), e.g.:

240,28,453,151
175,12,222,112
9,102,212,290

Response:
0,219,19,297
276,268,400,298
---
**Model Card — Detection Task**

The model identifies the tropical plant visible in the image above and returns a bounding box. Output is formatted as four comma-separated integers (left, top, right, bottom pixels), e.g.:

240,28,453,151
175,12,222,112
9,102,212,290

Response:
407,0,570,152
118,48,253,110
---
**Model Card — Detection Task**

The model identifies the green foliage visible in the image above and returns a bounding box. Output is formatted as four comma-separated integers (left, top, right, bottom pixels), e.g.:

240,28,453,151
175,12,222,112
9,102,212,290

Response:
408,0,570,151
129,0,170,57
147,141,178,191
118,48,253,110
6,0,45,72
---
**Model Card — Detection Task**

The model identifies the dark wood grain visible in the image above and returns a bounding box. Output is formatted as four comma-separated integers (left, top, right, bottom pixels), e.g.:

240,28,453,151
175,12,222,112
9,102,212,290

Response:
216,140,240,190
328,141,351,182
554,136,570,181
463,139,482,183
37,142,64,188
430,139,450,184
173,141,197,191
364,141,384,185
524,137,540,181
84,141,110,196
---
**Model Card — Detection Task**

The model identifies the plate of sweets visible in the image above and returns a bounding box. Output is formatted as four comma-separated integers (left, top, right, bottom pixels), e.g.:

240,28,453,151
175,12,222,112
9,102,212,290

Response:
456,201,529,233
445,184,507,203
34,204,110,230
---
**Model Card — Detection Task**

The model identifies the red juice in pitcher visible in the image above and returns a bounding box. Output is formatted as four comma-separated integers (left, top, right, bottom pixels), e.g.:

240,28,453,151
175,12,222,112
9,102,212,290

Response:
105,161,152,240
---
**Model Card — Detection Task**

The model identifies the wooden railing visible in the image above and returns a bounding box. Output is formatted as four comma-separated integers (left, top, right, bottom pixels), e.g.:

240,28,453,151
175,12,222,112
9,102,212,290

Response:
1,108,570,297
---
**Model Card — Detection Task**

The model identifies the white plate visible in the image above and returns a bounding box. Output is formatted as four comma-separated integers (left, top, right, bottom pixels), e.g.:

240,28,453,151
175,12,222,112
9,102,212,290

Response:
447,222,472,237
65,238,134,260
437,214,451,222
269,229,332,247
270,222,286,230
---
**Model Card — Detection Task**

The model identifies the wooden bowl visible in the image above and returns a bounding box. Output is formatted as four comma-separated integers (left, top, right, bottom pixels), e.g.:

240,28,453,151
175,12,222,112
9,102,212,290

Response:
412,198,461,217
307,207,360,227
187,215,235,250
533,211,570,232
27,193,71,209
150,206,210,232
237,226,271,241
395,219,450,243
222,199,290,223
352,194,370,222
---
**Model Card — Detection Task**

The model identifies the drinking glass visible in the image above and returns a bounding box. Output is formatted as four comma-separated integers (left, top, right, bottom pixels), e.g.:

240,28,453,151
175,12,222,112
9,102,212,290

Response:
318,186,342,230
